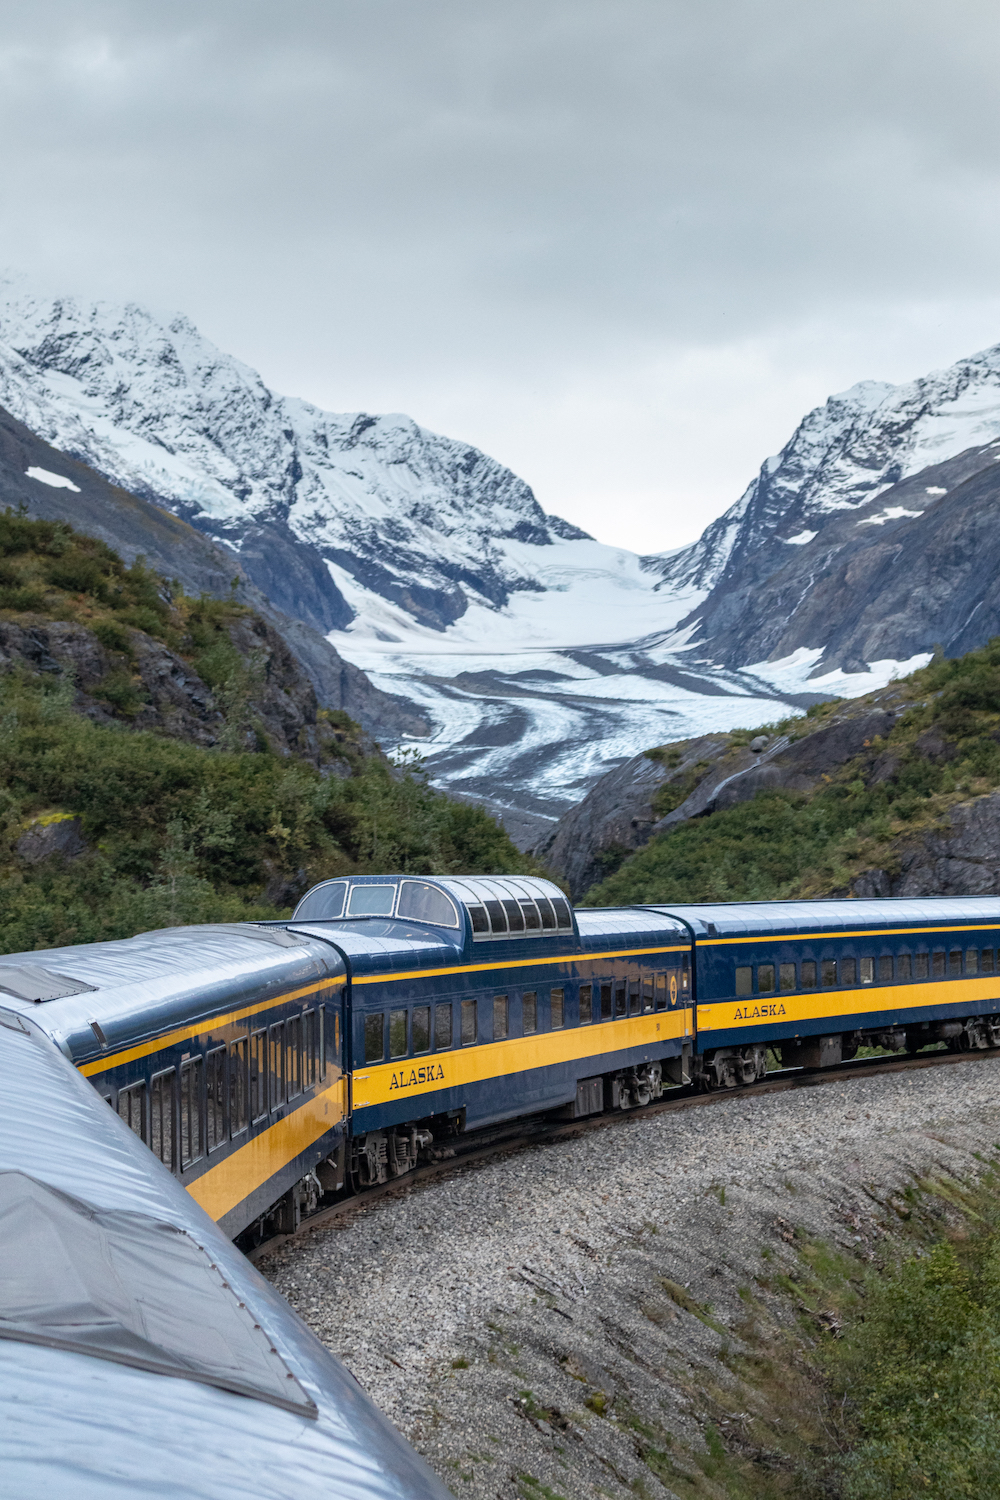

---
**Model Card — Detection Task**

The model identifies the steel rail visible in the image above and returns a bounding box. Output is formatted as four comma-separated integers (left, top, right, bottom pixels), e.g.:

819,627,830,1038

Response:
247,1044,1000,1265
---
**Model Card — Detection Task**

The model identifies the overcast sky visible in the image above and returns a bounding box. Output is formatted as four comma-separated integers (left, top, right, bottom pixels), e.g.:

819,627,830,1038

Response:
2,1,1000,552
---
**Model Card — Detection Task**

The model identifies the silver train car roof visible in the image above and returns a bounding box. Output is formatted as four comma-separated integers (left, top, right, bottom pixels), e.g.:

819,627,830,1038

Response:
643,896,1000,938
0,1008,450,1500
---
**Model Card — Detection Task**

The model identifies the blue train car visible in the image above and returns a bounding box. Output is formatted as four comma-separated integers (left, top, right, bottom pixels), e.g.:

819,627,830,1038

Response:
648,897,1000,1084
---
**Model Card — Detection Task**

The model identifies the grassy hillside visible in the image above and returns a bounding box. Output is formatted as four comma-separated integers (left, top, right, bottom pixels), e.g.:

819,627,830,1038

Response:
583,640,1000,905
0,508,532,952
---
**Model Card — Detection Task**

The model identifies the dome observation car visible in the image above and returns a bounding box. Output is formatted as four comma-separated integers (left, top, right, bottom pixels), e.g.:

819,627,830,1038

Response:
291,875,573,939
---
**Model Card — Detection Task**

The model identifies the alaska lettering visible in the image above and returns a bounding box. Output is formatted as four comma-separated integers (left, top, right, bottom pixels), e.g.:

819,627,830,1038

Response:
733,1004,786,1020
389,1064,446,1091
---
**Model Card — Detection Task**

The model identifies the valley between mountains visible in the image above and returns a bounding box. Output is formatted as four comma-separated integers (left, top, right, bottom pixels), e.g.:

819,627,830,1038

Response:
6,281,1000,850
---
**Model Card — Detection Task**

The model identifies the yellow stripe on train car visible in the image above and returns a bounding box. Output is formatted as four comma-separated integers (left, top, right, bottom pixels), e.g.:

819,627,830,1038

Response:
697,975,1000,1033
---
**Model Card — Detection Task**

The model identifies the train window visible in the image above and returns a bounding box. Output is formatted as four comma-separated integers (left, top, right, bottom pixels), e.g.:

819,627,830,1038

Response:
286,1015,303,1099
642,975,654,1012
466,903,489,935
933,951,945,977
615,982,627,1018
801,961,816,987
523,992,537,1033
735,966,752,996
579,984,593,1023
461,999,477,1045
551,988,565,1029
484,900,508,934
397,880,460,927
949,950,962,975
180,1057,203,1169
250,1031,267,1121
269,1023,287,1107
412,1007,430,1054
601,982,613,1020
303,1009,321,1085
519,900,542,931
364,1012,385,1064
347,884,396,917
779,963,796,992
897,954,912,980
551,898,573,931
293,879,346,921
654,973,667,1011
966,948,979,974
860,958,874,985
629,980,641,1016
681,955,690,992
117,1080,146,1142
537,897,557,931
150,1070,175,1171
206,1047,226,1152
494,995,509,1040
502,900,525,933
230,1038,249,1133
758,964,775,994
983,949,995,973
435,1003,452,1050
842,958,857,985
821,959,837,986
878,955,893,982
389,1009,408,1059
916,953,929,979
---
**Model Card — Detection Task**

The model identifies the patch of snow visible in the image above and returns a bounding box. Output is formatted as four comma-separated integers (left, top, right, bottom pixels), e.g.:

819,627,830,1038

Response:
783,530,817,545
25,465,80,492
746,649,934,700
925,486,947,496
857,506,923,527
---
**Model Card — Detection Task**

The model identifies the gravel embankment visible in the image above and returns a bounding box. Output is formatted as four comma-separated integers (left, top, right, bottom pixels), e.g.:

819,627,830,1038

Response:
263,1058,1000,1499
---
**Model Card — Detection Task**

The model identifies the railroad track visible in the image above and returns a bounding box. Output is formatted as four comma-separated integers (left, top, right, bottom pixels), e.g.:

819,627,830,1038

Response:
248,1044,1000,1265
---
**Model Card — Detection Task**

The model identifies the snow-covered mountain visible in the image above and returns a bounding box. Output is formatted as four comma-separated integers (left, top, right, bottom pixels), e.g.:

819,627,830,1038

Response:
4,281,1000,843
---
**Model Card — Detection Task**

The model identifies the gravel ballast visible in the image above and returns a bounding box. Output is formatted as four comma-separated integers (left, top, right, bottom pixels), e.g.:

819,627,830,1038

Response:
263,1057,1000,1498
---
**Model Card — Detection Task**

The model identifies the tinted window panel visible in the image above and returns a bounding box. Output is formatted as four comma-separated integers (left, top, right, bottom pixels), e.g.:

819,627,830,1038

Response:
551,988,565,1028
389,1009,407,1059
949,949,962,976
860,957,874,984
466,904,489,934
230,1038,248,1133
522,992,537,1033
878,955,893,982
579,984,592,1024
536,898,557,930
801,961,817,987
250,1032,267,1121
348,884,396,917
269,1023,286,1107
735,966,752,996
966,948,979,974
681,956,690,993
758,964,775,994
821,959,837,987
897,954,912,980
151,1070,175,1170
933,951,945,977
601,982,612,1020
206,1047,225,1152
412,1007,430,1053
916,953,929,978
615,982,627,1017
842,958,857,985
397,881,459,927
983,948,995,973
435,1003,452,1050
779,963,796,992
117,1081,146,1142
551,898,573,930
502,900,525,933
364,1012,385,1063
180,1057,203,1169
493,995,509,1040
655,973,667,1010
293,880,346,921
461,999,477,1045
484,900,507,934
286,1015,302,1099
519,901,541,931
629,981,640,1015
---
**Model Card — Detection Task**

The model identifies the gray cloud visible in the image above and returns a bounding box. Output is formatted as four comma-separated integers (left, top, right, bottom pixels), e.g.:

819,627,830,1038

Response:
2,0,1000,548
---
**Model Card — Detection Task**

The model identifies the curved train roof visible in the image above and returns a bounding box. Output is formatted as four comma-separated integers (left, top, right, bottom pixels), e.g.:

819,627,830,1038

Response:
644,897,1000,938
0,1009,450,1500
575,907,689,948
0,924,343,1065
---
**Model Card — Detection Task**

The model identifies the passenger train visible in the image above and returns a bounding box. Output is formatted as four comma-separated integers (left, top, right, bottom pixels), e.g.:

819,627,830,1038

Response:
4,877,1000,1494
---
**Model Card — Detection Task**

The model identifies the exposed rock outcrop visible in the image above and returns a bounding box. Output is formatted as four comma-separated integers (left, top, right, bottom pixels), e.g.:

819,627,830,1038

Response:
852,793,1000,898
